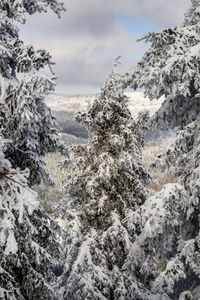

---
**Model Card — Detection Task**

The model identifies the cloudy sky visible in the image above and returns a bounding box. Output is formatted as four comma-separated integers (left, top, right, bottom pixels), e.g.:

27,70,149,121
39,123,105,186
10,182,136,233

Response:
20,0,191,94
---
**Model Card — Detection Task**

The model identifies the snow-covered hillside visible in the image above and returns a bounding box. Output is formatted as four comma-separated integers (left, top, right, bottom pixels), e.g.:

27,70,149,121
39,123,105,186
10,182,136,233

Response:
45,92,164,139
46,92,164,118
46,93,94,113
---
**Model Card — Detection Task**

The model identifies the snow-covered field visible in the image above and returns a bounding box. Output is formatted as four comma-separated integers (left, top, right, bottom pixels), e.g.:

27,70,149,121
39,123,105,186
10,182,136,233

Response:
37,92,175,212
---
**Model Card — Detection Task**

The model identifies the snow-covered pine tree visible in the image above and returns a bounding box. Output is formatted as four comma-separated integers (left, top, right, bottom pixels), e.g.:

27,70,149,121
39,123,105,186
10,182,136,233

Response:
0,0,66,186
0,133,63,299
122,1,200,298
125,116,200,299
55,68,151,300
125,0,200,131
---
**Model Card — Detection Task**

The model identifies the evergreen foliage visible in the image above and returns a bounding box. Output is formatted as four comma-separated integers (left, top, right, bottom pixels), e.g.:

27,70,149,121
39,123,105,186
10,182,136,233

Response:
125,117,200,299
0,1,65,299
123,1,200,298
0,0,66,186
0,135,63,299
56,69,151,299
125,0,200,130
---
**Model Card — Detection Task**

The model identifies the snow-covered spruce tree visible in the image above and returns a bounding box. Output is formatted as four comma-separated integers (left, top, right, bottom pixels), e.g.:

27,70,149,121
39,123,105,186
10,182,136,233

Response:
125,0,200,131
124,118,200,299
0,0,66,186
56,69,151,299
0,134,63,299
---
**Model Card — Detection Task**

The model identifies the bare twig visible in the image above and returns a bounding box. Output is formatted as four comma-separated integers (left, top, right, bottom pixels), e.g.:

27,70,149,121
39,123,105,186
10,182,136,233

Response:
5,93,13,103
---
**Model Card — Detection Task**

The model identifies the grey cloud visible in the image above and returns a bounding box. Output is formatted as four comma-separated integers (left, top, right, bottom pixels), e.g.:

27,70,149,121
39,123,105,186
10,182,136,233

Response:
19,0,191,88
66,0,191,28
50,24,143,85
22,0,191,35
